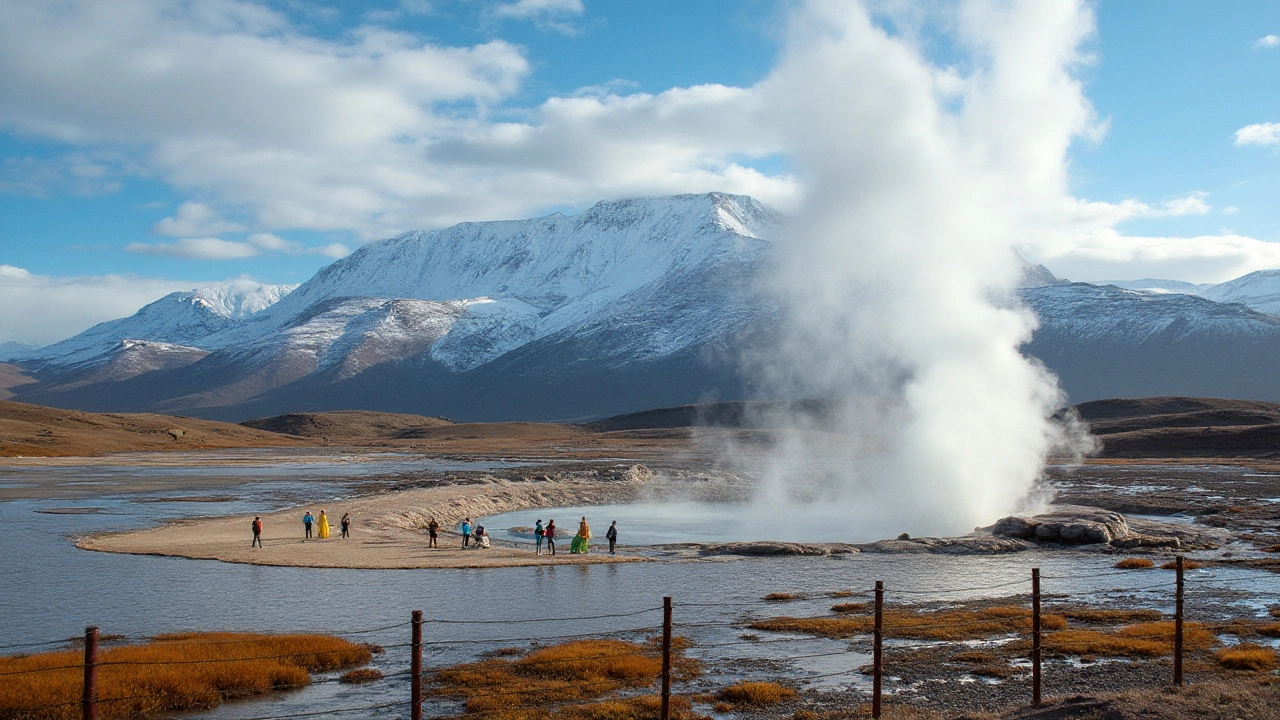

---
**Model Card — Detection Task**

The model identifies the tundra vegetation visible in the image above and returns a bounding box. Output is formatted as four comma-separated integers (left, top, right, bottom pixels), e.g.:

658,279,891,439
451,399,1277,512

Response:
0,633,372,720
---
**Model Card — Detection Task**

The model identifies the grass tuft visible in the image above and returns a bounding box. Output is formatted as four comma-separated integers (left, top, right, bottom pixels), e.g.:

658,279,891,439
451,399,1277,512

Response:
429,638,703,720
0,632,371,720
715,682,796,706
764,593,800,602
1259,623,1280,638
1216,644,1278,671
828,590,856,598
339,668,383,684
1046,621,1216,658
749,606,1065,641
1114,558,1154,569
1059,608,1163,624
830,603,868,614
1161,559,1204,570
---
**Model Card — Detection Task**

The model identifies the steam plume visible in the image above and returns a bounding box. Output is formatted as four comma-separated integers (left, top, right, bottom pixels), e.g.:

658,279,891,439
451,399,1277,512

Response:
740,0,1097,540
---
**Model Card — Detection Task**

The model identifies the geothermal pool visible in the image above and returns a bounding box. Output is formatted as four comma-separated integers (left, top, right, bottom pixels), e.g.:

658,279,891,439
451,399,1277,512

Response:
478,502,804,545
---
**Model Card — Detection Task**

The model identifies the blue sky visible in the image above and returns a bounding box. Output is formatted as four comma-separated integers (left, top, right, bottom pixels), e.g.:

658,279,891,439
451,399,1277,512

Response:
1,0,1279,345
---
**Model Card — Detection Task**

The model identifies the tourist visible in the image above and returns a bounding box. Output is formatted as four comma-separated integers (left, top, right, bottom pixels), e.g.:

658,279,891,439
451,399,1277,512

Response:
606,521,617,554
534,519,545,555
427,517,439,548
251,516,263,548
461,518,472,548
545,519,557,555
340,512,351,539
318,509,331,539
570,517,590,554
303,511,314,539
475,525,490,549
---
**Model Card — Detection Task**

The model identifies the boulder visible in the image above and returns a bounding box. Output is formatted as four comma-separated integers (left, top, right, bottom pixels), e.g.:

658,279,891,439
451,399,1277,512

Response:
992,516,1037,539
1111,534,1181,550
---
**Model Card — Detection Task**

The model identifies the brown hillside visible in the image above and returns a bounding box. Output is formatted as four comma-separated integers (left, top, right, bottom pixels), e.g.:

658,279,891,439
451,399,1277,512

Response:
1072,397,1280,458
240,410,453,440
0,400,308,457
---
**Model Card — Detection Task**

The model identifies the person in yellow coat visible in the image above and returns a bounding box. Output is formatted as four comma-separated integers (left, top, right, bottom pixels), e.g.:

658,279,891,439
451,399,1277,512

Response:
317,509,331,539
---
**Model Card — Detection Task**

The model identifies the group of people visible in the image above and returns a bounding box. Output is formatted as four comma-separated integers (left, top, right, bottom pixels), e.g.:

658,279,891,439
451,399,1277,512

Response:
248,510,352,548
532,517,618,555
412,515,620,556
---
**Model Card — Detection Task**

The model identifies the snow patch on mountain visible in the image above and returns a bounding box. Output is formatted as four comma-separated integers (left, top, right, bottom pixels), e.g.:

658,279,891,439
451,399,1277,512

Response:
1200,270,1280,315
31,280,296,367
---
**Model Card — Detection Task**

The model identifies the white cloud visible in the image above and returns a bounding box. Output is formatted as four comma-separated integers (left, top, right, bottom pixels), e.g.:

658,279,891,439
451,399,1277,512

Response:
152,201,244,237
126,237,261,260
0,0,793,240
1256,34,1280,48
1155,191,1211,217
0,265,206,345
1223,205,1239,215
246,232,350,258
1234,122,1280,146
491,0,584,20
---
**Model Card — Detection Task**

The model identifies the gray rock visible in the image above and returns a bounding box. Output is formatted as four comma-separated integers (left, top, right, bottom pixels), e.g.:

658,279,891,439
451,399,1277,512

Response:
992,516,1037,539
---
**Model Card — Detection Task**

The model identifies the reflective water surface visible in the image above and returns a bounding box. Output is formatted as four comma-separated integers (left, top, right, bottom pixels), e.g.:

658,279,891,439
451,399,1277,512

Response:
2,456,1277,718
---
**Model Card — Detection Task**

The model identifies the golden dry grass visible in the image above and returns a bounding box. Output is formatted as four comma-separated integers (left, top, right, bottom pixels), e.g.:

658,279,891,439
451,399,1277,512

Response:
831,603,867,614
339,668,383,683
715,682,796,705
1115,558,1155,569
0,632,371,720
828,590,856,598
764,593,800,602
1045,621,1216,658
749,605,1066,641
428,638,702,720
1058,608,1164,624
1258,623,1280,638
1215,644,1278,671
1161,560,1204,570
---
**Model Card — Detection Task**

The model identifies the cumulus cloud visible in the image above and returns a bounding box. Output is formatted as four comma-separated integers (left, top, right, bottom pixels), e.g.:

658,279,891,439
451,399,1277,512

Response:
126,232,348,260
126,237,261,260
1234,122,1280,146
152,202,244,237
0,0,790,240
0,0,1265,284
0,265,206,346
1256,34,1280,48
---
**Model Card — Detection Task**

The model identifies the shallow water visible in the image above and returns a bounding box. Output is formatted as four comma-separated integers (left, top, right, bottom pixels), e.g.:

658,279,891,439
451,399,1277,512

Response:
2,456,1279,718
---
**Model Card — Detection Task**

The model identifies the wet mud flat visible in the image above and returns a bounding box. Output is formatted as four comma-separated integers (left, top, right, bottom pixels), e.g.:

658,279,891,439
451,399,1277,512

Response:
683,592,1280,719
1048,462,1280,554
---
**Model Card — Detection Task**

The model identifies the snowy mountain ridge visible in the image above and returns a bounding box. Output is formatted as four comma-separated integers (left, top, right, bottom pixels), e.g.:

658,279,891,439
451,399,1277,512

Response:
31,280,296,367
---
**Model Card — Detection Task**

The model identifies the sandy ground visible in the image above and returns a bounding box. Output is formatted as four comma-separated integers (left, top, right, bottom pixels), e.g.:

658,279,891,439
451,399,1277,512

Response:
79,474,653,569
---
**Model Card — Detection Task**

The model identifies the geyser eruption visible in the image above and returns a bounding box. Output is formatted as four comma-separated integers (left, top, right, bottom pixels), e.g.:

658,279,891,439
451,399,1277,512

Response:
742,0,1098,540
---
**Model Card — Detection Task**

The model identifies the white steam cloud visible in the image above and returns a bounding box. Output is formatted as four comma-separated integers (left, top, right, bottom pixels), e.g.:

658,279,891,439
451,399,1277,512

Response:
733,0,1097,540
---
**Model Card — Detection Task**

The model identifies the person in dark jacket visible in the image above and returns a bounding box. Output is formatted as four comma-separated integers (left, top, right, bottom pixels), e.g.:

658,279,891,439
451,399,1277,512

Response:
534,519,545,555
340,513,351,539
545,519,557,555
606,521,618,554
427,517,439,548
251,516,263,548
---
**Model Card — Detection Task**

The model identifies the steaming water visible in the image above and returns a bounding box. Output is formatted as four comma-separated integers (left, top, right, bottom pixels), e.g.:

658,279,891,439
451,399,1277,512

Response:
479,502,809,545
4,457,1280,718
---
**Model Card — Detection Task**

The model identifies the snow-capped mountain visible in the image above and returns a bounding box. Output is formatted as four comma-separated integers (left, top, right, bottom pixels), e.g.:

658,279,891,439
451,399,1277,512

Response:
1095,278,1214,295
13,193,1280,420
0,341,38,362
30,280,296,368
1200,270,1280,315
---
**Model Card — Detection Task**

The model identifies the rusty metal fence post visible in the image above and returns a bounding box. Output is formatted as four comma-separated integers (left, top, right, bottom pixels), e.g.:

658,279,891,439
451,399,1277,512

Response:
1174,556,1184,687
411,610,423,720
661,596,673,720
1032,567,1042,707
873,580,883,719
82,626,98,720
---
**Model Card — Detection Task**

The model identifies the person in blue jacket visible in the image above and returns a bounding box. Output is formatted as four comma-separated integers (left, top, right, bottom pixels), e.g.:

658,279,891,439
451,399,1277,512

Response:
535,519,545,555
302,511,314,539
461,518,472,548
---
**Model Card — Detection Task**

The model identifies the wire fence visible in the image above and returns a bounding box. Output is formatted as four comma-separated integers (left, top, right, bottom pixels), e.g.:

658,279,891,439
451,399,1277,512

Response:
1,556,1271,720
